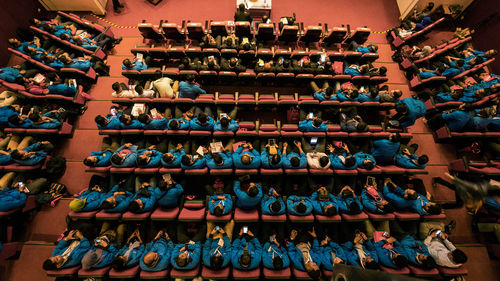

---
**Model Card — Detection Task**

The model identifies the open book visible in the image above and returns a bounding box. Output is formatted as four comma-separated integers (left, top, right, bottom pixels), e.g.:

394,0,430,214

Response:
210,142,224,153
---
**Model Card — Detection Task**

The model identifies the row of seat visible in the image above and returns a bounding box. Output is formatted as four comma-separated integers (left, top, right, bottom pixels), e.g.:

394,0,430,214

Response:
57,11,115,39
140,20,370,46
0,155,52,173
0,79,88,105
449,158,500,176
388,17,445,48
2,122,73,137
424,90,499,112
433,125,500,142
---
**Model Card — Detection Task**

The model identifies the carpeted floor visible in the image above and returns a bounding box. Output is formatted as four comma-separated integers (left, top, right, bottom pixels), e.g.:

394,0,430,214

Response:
1,1,499,280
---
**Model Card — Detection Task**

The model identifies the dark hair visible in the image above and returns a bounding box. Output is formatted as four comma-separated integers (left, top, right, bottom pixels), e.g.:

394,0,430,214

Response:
451,249,467,264
111,153,124,165
213,205,224,216
42,259,56,270
42,23,55,33
392,90,402,99
28,112,40,122
162,153,174,163
128,200,141,212
420,256,437,269
417,155,429,165
169,120,179,130
325,87,334,96
393,255,408,268
426,203,442,215
119,114,129,124
10,150,23,160
198,113,208,123
313,118,323,128
210,255,223,269
83,157,96,167
363,161,375,170
365,260,379,270
348,201,361,214
175,255,188,267
248,185,259,197
295,202,307,214
290,156,300,167
111,83,120,92
225,38,233,46
181,57,190,66
213,153,224,165
238,3,245,11
381,203,394,213
220,117,229,129
8,114,22,125
396,104,408,114
111,256,127,270
60,33,71,41
272,256,283,270
319,156,329,167
137,113,149,124
271,154,281,165
95,115,107,127
270,200,281,214
324,205,337,216
406,191,418,200
456,60,465,68
392,133,401,143
308,268,321,280
122,59,132,68
186,74,196,83
135,85,144,95
379,66,387,75
101,200,116,209
137,155,149,166
181,155,191,166
240,251,252,267
345,156,356,168
356,121,367,131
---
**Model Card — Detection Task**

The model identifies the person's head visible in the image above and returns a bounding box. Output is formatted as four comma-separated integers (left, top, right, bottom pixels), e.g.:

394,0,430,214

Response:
94,115,109,127
368,44,378,52
319,156,329,168
393,254,408,268
424,202,442,214
295,202,307,214
396,103,409,114
241,154,252,165
348,201,361,214
111,256,127,270
8,38,20,47
324,204,337,216
364,258,379,270
69,198,86,212
344,156,356,168
210,255,224,269
380,203,394,213
122,59,132,68
42,23,55,33
378,66,387,76
111,153,125,165
83,156,98,167
272,255,284,270
392,89,403,100
262,15,269,23
304,261,321,280
181,155,192,166
214,203,224,216
325,87,334,97
72,35,83,45
247,184,259,197
42,256,65,270
28,112,41,122
169,119,179,130
436,66,446,76
213,153,224,166
208,60,215,68
243,43,250,51
356,121,367,131
59,33,71,41
270,200,282,214
363,160,375,170
181,56,190,66
186,74,196,83
101,196,118,209
135,85,144,95
238,3,245,11
239,250,252,268
10,149,27,160
225,38,233,47
175,252,189,267
417,155,429,165
312,118,323,128
390,132,401,143
418,255,437,269
143,252,160,268
197,112,208,123
270,154,281,165
128,199,144,212
137,113,151,124
8,114,22,125
30,18,42,27
290,156,300,167
162,153,174,163
450,249,467,264
220,117,229,129
485,49,498,58
137,154,150,166
119,114,132,125
23,45,36,55
404,189,418,200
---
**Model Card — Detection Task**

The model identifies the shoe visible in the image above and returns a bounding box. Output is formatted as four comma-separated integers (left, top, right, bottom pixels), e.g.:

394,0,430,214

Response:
114,9,121,13
444,220,456,234
410,143,419,152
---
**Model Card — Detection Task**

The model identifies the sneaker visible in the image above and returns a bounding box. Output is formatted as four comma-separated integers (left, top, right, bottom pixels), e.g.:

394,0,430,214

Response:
444,220,456,234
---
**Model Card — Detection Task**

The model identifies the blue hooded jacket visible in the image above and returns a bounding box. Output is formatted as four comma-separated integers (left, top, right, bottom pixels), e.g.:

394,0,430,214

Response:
232,147,261,169
231,237,262,270
206,152,233,169
161,148,186,168
208,194,233,216
51,238,91,268
137,149,162,168
321,242,347,270
261,194,285,215
262,241,290,269
203,236,232,269
171,241,202,270
154,184,184,208
140,238,174,271
0,189,27,211
233,181,263,209
111,145,138,168
287,240,322,271
287,195,313,216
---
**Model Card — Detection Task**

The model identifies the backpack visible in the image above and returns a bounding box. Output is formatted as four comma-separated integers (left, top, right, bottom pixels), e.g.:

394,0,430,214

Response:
286,106,299,124
45,156,67,179
36,182,67,206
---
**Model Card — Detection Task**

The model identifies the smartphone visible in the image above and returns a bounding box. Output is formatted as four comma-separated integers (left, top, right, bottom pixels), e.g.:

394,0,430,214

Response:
383,232,389,238
219,113,228,119
307,112,314,119
216,226,221,231
111,108,117,116
310,137,318,145
95,238,101,243
268,138,276,146
16,182,23,187
435,230,442,237
360,86,365,92
270,236,274,242
243,226,248,234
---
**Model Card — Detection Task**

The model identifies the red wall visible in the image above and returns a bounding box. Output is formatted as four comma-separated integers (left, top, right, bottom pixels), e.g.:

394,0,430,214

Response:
0,0,42,66
460,0,500,73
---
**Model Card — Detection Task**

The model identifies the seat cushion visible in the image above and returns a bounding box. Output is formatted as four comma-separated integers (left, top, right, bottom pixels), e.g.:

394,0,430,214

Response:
122,211,151,220
206,211,232,222
438,266,468,276
95,210,122,220
78,266,110,277
108,265,140,278
288,213,314,222
394,211,420,220
340,212,368,221
232,267,260,279
261,213,287,222
262,267,291,279
201,266,230,279
178,208,206,221
68,210,97,219
170,264,201,278
140,269,169,279
380,265,410,275
234,208,259,222
366,211,395,220
46,266,81,277
407,265,439,277
150,208,179,221
315,214,341,222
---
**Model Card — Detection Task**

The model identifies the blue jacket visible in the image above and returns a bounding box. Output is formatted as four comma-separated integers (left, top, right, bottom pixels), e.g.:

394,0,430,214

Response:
321,242,347,270
395,153,426,169
355,152,376,169
485,196,500,212
0,189,27,211
330,153,357,170
262,242,290,269
287,195,313,216
180,155,206,169
287,240,322,271
314,92,337,101
0,67,21,82
232,147,261,169
48,84,76,97
144,118,167,130
443,110,471,132
231,237,262,270
208,194,233,215
343,241,378,267
105,191,134,213
0,153,13,165
397,98,426,127
178,81,206,99
122,119,145,130
132,186,157,213
298,120,328,132
8,116,33,129
116,243,145,268
233,181,263,209
140,238,174,271
399,235,431,267
161,148,185,168
167,118,190,130
311,192,339,215
214,119,240,132
260,148,282,168
89,151,112,167
76,188,107,212
374,240,405,269
282,152,307,169
382,185,412,210
419,71,436,79
411,195,432,215
154,184,184,208
371,139,399,165
97,117,122,130
344,66,362,76
0,106,19,125
361,188,387,214
67,60,92,71
190,116,215,131
206,152,233,169
261,194,285,215
203,236,232,269
337,195,363,214
85,244,119,269
171,241,202,270
466,116,491,132
13,143,47,166
111,145,138,168
52,238,91,268
122,60,147,71
137,149,162,168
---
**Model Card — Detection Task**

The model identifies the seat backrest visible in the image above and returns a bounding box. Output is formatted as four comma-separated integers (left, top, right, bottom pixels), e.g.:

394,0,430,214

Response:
349,27,371,44
210,21,228,37
326,27,347,43
303,25,322,40
235,21,251,37
280,25,299,36
257,23,274,35
186,22,204,40
138,23,160,39
161,23,183,39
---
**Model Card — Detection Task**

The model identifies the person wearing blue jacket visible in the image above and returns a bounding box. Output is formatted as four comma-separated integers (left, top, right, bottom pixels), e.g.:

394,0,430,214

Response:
42,230,91,270
262,234,290,270
233,143,261,169
298,118,328,132
311,187,339,217
373,237,408,269
69,184,108,212
382,179,414,210
7,114,33,129
119,113,145,130
111,143,138,168
209,193,233,216
312,84,337,101
287,195,313,216
261,188,285,216
171,240,202,270
371,133,401,165
327,143,358,170
287,228,322,279
260,144,283,169
343,231,379,269
81,227,120,270
282,141,307,169
161,144,186,168
214,116,239,132
206,151,233,169
320,237,347,270
167,117,190,130
0,66,22,82
111,228,146,270
0,105,20,125
154,180,184,209
141,230,174,271
395,152,428,169
128,183,157,213
231,230,262,270
190,113,215,131
138,113,168,130
47,83,76,97
95,114,122,130
180,152,207,169
484,196,500,212
0,186,27,211
122,58,148,71
442,110,472,132
0,149,13,165
411,193,442,215
137,147,162,168
10,142,48,166
361,181,394,214
178,75,207,99
337,185,363,214
84,150,113,167
203,227,232,270
392,97,427,127
233,180,263,209
399,235,437,269
355,152,376,170
99,183,135,213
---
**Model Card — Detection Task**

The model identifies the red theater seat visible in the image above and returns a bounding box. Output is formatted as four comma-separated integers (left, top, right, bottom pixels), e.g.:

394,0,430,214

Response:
234,208,259,222
232,267,261,279
109,265,140,279
201,266,230,280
